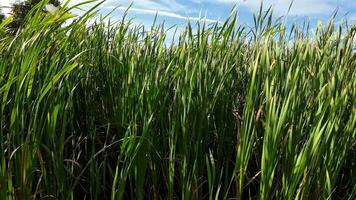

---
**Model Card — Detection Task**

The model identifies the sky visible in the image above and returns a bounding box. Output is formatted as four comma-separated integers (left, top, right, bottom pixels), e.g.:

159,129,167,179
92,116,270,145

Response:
1,0,356,31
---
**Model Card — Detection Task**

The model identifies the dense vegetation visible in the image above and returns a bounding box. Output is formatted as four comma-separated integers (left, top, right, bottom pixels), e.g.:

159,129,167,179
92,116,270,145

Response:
0,1,355,199
1,0,61,32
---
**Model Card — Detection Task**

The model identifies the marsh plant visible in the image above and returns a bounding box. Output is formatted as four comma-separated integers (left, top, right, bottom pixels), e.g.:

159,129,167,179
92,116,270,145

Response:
0,1,355,199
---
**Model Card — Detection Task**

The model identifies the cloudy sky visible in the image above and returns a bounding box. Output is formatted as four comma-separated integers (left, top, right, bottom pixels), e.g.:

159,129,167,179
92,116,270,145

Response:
1,0,356,29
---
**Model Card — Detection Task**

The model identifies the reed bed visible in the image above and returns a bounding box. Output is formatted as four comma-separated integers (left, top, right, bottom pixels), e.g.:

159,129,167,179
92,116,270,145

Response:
0,1,355,199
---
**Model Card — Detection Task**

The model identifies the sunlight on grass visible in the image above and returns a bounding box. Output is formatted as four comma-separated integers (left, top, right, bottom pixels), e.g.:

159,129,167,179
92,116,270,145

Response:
0,0,355,199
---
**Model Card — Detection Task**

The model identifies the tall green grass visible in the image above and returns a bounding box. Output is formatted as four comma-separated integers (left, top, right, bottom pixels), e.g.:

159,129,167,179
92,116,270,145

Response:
0,1,355,199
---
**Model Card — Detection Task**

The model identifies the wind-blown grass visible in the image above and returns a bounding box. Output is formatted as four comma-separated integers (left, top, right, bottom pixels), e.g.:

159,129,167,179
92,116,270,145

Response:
0,1,355,199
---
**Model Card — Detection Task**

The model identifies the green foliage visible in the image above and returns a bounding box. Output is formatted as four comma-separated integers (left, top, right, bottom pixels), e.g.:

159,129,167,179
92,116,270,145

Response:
7,0,60,32
0,12,4,23
0,0,355,199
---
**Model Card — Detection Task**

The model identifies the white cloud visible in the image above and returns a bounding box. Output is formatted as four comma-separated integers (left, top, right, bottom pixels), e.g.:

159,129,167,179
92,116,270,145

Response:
196,0,341,16
0,0,16,15
0,0,176,14
1,0,221,23
103,0,171,11
102,0,199,17
112,6,221,23
101,1,222,23
69,0,188,14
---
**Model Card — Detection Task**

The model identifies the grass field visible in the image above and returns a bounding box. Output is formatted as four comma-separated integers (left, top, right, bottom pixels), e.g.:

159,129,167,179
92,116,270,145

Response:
0,1,355,199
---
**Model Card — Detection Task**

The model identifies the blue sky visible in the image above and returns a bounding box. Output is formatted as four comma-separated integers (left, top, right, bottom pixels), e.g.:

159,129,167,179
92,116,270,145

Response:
87,0,356,30
2,0,356,29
